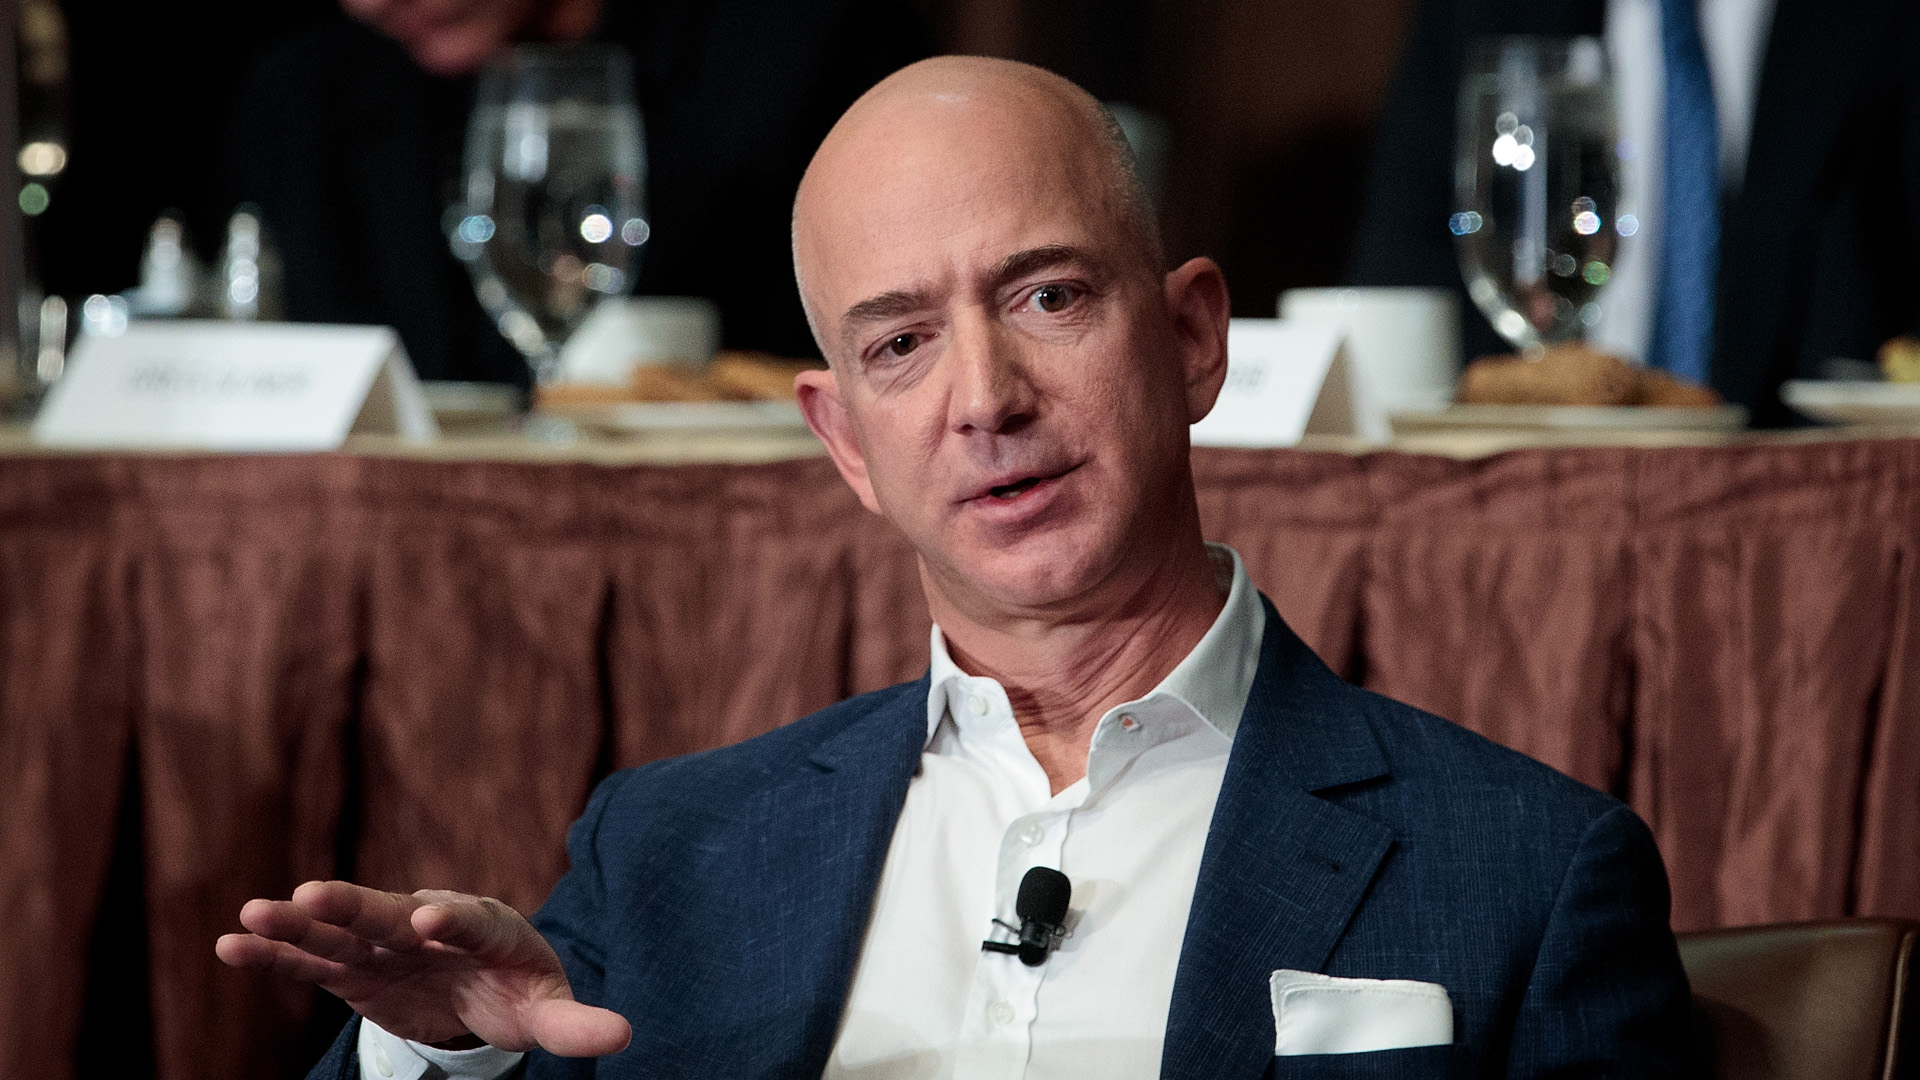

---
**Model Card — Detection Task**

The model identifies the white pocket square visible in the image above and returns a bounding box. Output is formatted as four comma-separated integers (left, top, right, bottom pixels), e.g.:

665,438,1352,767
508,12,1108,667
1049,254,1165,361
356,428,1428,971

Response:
1269,969,1454,1056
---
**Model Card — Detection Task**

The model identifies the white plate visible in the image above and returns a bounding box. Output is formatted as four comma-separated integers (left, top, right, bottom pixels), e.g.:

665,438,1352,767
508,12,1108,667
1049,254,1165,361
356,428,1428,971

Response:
1391,404,1747,433
540,400,810,433
1782,380,1920,426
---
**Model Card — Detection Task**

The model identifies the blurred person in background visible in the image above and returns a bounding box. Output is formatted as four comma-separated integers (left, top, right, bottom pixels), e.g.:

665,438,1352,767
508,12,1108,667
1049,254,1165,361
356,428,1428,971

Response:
1349,0,1920,424
227,0,932,384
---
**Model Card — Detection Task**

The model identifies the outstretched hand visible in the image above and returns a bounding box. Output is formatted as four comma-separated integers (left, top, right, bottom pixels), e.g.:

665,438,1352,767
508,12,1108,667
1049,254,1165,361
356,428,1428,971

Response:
338,0,603,76
215,880,631,1057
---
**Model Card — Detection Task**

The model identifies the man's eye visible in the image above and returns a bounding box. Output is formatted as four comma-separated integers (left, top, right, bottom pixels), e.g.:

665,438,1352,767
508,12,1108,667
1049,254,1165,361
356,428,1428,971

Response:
1029,284,1076,313
886,333,921,357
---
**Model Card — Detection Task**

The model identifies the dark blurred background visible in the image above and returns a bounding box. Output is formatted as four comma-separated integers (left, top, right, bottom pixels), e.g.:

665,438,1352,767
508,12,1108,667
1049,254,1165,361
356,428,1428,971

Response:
36,0,1414,324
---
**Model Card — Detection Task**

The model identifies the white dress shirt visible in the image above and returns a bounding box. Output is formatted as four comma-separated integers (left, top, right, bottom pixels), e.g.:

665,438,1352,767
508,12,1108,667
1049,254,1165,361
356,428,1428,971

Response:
1592,0,1776,364
362,544,1264,1080
826,544,1262,1079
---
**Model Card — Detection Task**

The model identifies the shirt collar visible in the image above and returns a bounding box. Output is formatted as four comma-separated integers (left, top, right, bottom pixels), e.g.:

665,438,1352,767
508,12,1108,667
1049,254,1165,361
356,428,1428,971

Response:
924,542,1266,746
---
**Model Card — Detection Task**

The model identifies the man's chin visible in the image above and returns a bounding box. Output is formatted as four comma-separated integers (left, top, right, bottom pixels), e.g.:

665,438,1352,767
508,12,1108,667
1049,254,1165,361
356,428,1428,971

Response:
931,528,1122,615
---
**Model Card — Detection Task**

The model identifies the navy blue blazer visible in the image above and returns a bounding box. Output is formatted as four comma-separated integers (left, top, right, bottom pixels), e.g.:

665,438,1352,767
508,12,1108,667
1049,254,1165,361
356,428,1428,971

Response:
311,599,1693,1078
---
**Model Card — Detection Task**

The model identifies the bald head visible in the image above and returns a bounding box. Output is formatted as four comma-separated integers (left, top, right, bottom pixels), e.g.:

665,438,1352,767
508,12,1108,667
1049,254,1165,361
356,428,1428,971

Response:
792,57,1162,355
785,56,1231,624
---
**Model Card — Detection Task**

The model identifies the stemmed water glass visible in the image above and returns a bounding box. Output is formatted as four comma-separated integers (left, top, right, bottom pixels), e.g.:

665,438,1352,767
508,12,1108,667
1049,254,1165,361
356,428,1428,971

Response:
1451,36,1632,351
449,44,648,385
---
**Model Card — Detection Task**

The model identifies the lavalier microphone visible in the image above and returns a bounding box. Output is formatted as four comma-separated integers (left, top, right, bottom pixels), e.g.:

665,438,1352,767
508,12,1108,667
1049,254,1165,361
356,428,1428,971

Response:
981,866,1071,966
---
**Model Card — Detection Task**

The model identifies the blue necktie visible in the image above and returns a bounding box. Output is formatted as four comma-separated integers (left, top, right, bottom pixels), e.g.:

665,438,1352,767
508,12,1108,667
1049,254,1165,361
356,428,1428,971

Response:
1648,0,1720,383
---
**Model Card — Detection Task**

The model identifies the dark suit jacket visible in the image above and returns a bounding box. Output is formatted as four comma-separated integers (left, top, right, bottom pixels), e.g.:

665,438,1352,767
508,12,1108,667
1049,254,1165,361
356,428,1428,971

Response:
308,599,1693,1078
1348,0,1920,425
226,1,930,384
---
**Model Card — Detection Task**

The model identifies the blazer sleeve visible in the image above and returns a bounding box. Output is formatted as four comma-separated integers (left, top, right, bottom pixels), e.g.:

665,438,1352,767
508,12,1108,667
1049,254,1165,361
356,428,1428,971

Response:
305,1013,362,1080
532,769,638,1006
1505,804,1697,1079
512,769,644,1079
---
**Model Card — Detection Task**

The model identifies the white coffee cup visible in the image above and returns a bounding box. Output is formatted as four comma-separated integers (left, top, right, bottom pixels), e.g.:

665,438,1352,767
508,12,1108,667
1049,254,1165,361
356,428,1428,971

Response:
556,296,721,385
1279,287,1460,412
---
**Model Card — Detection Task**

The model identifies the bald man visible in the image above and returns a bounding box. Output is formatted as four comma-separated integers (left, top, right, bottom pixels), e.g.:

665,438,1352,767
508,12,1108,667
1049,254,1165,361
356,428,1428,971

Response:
220,58,1694,1080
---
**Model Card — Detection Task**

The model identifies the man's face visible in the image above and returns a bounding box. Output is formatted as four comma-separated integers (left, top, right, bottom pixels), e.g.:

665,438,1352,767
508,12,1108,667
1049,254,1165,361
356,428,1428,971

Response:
794,94,1223,617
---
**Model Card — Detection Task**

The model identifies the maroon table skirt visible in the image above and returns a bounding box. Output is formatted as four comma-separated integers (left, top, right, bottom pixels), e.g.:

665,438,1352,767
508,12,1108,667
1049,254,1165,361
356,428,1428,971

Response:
2,440,1915,1080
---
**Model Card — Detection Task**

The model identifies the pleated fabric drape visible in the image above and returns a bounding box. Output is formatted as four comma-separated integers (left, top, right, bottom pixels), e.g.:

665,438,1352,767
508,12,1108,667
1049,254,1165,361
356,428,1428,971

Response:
0,440,1914,1080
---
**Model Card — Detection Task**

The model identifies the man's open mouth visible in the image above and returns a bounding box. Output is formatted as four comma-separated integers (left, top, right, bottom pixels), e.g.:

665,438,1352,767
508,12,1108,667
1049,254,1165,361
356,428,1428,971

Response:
965,462,1081,506
988,476,1045,499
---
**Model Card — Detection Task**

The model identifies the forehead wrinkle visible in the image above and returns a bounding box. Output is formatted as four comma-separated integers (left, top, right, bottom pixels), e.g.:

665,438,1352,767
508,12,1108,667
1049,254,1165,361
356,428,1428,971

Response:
822,188,1005,338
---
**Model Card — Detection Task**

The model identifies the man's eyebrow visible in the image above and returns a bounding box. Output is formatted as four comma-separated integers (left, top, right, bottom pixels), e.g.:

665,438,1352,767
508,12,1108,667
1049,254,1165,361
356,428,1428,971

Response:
842,288,935,328
991,244,1092,287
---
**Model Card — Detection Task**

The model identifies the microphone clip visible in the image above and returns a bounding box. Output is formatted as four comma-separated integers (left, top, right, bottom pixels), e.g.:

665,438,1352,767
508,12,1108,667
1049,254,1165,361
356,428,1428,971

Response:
982,916,1067,966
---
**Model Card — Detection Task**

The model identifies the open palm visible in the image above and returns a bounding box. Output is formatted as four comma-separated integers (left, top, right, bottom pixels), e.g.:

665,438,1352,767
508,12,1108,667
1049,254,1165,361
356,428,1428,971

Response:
216,881,630,1057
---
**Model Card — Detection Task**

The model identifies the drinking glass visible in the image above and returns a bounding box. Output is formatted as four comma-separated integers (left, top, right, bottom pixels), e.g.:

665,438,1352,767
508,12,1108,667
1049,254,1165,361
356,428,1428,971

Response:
1451,37,1631,351
450,44,648,384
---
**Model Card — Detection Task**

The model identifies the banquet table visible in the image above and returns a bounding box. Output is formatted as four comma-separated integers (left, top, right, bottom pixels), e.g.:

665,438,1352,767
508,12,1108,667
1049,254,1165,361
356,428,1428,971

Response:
2,428,1916,1080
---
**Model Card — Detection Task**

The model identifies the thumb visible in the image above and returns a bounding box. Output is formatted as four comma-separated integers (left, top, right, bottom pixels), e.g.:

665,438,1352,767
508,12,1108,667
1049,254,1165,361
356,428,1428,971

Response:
526,997,632,1058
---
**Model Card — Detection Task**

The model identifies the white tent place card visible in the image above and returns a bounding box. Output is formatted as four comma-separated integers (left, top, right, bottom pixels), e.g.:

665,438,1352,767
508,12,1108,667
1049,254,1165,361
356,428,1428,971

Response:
33,321,438,450
1189,318,1389,447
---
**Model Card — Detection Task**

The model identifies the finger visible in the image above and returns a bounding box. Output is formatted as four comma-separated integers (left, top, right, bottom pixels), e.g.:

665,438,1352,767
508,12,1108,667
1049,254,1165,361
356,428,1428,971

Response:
216,933,351,986
236,899,378,965
412,895,532,960
293,880,426,950
238,897,307,935
527,998,632,1058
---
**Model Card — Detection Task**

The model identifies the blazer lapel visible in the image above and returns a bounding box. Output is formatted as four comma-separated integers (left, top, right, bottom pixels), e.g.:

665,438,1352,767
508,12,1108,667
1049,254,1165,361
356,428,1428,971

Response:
708,680,929,1079
1160,600,1395,1080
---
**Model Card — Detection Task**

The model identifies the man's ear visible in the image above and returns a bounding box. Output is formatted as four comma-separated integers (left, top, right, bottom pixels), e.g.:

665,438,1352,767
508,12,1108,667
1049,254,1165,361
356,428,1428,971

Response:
794,367,884,514
1162,257,1232,424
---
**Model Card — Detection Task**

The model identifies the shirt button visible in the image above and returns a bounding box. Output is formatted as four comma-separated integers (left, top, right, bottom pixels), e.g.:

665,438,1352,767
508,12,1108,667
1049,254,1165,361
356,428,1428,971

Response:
373,1050,395,1078
1119,713,1141,732
987,1000,1017,1026
1018,823,1045,846
968,693,989,716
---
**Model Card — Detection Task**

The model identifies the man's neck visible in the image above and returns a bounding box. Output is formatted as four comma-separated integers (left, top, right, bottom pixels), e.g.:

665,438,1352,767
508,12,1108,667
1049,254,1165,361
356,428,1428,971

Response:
928,534,1226,795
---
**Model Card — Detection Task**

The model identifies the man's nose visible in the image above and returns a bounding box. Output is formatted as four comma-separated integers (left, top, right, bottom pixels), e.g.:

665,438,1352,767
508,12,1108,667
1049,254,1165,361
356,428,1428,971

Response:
946,311,1037,436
